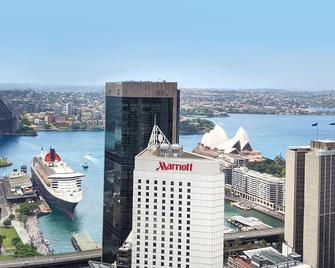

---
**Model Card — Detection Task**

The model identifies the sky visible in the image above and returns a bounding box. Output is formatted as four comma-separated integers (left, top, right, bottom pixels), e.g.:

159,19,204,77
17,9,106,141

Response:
0,0,334,89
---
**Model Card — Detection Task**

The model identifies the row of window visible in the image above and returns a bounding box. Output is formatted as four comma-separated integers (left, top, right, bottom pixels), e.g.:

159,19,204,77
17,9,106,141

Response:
138,179,191,187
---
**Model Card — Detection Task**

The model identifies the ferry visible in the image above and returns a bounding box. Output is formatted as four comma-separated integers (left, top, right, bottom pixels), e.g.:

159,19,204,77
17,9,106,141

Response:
82,162,88,169
31,148,85,216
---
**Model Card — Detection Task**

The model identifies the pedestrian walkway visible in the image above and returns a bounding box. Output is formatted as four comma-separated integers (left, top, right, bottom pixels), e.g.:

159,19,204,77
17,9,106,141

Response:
26,216,49,255
11,220,31,244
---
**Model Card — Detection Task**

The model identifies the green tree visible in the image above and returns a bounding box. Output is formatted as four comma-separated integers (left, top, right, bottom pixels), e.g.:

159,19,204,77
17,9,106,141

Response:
8,214,15,220
0,235,6,247
3,218,12,228
16,201,38,215
232,239,242,248
14,243,40,258
11,237,21,247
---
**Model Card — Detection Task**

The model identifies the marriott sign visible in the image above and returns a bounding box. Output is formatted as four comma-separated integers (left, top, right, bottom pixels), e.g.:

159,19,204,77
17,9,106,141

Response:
156,161,193,172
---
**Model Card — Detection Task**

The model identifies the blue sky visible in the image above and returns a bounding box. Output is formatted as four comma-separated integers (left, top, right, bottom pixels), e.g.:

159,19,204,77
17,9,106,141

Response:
0,0,334,89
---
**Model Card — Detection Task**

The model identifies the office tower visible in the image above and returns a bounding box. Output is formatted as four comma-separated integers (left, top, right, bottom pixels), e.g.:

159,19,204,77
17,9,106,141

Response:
284,140,335,268
284,146,310,257
131,125,225,268
103,81,180,262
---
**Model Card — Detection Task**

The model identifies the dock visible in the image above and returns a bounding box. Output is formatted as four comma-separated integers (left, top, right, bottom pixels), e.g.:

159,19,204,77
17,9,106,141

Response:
227,215,272,231
37,194,52,215
71,233,101,251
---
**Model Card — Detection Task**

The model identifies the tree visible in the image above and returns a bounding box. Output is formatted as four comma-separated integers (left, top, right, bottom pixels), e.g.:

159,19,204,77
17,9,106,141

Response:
16,201,38,215
0,235,6,247
8,214,15,220
3,218,11,228
14,243,40,258
232,239,242,248
17,214,28,227
11,237,21,247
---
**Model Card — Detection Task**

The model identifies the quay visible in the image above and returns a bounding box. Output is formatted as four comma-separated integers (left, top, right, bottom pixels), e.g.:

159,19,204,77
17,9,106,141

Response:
228,215,272,231
71,233,101,251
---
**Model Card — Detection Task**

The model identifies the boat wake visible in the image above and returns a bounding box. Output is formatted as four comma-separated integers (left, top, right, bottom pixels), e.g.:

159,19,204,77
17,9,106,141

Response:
84,153,99,163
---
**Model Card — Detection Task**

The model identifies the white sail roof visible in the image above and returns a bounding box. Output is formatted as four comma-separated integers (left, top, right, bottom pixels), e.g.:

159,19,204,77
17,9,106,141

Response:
234,126,252,151
216,137,240,153
200,124,229,149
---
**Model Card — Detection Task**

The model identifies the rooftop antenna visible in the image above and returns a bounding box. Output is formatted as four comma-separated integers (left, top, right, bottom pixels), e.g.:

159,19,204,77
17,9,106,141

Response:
147,118,171,149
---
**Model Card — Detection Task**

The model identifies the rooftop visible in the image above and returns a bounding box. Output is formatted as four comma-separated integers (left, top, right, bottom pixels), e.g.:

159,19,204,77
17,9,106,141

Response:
8,172,32,188
234,167,285,182
72,233,101,251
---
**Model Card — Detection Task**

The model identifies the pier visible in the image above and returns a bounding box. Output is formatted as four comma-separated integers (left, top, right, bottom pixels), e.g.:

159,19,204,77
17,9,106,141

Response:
227,215,273,231
71,233,101,251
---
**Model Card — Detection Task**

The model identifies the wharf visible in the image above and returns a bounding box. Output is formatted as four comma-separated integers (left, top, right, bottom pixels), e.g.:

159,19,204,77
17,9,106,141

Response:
71,233,101,251
37,195,52,215
228,215,272,231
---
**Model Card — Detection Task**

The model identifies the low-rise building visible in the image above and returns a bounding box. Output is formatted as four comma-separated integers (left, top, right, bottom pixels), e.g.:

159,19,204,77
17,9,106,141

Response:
232,167,285,211
2,171,37,202
228,247,310,268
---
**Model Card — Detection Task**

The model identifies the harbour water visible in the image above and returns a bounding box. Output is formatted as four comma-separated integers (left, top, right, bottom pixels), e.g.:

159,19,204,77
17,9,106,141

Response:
1,114,335,253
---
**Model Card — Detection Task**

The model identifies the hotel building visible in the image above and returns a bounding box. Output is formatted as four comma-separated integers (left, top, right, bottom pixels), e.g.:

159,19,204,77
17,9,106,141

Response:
103,81,180,262
231,167,285,211
131,126,225,268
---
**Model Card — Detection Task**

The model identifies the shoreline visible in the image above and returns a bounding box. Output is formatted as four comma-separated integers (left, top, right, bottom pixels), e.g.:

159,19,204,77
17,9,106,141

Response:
225,194,284,221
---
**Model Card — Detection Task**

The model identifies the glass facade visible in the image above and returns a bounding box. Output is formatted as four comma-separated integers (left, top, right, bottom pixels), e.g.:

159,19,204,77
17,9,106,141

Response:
103,96,179,262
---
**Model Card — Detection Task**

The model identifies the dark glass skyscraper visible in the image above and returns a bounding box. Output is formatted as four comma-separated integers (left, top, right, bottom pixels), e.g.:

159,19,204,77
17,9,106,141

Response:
102,81,179,262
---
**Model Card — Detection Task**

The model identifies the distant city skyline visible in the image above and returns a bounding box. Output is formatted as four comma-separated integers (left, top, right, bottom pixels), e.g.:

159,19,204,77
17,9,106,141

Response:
1,0,335,90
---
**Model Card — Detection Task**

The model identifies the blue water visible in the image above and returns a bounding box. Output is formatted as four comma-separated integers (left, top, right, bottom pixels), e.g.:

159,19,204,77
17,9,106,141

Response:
0,131,104,253
1,114,335,253
180,114,335,158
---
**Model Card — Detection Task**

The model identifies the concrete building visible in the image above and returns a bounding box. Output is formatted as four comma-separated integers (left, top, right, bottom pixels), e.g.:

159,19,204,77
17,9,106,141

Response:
103,81,180,262
231,167,285,211
284,140,335,268
131,125,225,268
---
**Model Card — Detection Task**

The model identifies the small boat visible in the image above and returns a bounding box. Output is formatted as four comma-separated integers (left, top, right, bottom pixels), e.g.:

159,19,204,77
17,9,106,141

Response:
82,162,88,169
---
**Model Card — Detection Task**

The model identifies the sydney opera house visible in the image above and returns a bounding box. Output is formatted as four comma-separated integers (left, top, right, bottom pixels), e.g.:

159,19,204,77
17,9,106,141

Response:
193,124,262,184
194,124,262,160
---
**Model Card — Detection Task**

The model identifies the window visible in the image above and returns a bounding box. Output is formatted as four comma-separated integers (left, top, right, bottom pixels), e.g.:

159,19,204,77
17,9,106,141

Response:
179,182,182,186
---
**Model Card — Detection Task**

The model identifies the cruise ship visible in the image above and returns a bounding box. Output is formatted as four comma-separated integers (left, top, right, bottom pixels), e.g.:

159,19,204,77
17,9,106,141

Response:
31,148,85,215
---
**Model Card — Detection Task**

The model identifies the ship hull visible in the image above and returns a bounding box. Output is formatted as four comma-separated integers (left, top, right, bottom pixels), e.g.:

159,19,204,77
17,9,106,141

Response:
31,167,78,216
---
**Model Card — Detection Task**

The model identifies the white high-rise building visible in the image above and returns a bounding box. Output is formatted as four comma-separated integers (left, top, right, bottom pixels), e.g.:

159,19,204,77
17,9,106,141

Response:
131,125,225,268
65,102,73,116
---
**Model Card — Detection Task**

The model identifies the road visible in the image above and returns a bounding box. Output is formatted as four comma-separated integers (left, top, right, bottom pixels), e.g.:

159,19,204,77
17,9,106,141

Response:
0,249,101,268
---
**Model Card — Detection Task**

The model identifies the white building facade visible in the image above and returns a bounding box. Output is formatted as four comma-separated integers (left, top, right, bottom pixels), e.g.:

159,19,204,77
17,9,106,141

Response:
232,167,285,211
132,144,225,268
